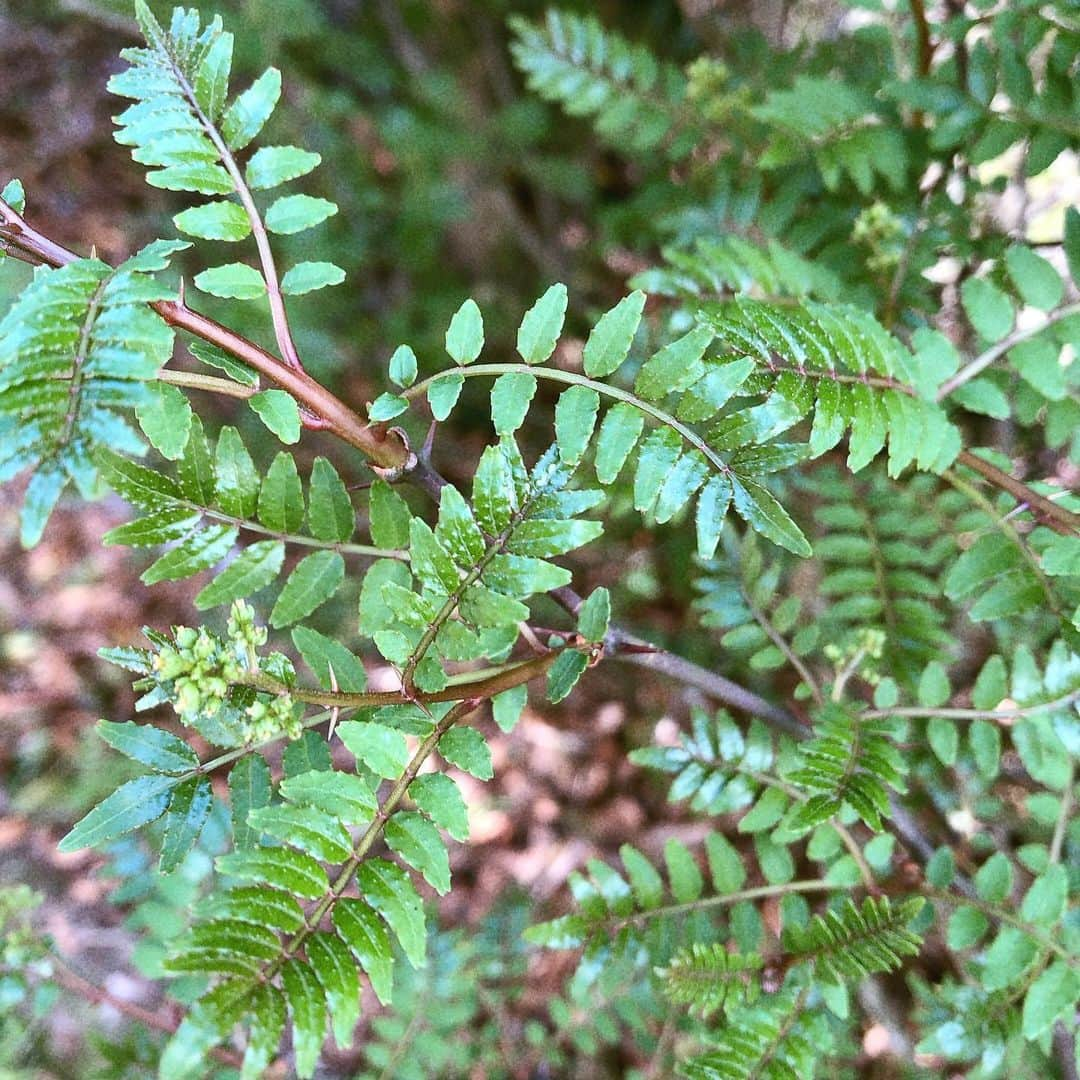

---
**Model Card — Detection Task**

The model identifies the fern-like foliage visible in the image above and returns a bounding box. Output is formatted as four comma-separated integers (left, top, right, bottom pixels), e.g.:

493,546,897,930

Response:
387,287,817,557
752,76,909,196
0,247,182,545
678,990,830,1080
508,10,691,158
809,466,959,686
658,944,763,1018
97,420,371,617
112,2,342,307
631,234,845,305
700,298,960,477
784,895,924,982
784,705,907,833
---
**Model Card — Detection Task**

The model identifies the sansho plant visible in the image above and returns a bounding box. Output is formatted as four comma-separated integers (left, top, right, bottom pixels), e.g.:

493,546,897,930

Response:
0,2,1079,1077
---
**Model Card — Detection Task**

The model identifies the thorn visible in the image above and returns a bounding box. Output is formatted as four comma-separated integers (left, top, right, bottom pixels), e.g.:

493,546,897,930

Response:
421,420,438,460
177,277,186,307
89,244,98,260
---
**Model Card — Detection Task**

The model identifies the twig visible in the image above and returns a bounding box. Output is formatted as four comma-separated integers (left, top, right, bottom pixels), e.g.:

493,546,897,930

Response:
936,301,1080,400
955,449,1080,537
0,199,413,472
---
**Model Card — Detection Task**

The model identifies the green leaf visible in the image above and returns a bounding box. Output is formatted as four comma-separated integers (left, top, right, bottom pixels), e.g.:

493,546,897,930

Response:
306,931,360,1050
265,194,337,235
222,67,282,151
228,754,270,851
280,769,376,823
58,774,178,851
917,662,951,707
982,927,1038,991
96,720,199,774
506,518,603,558
270,550,345,627
194,263,266,299
490,372,538,436
577,587,610,643
738,787,787,833
946,905,989,950
159,776,213,873
633,428,682,513
281,261,345,295
386,812,452,893
258,452,304,533
491,684,527,733
1019,865,1067,926
594,402,644,484
195,540,284,609
427,372,464,421
974,851,1013,903
248,804,351,863
240,985,286,1079
99,450,183,510
188,340,259,386
141,524,237,584
245,146,321,190
517,283,567,364
730,476,810,557
368,393,408,421
308,457,353,543
2,178,25,213
337,721,408,779
634,326,713,401
472,443,516,534
358,858,427,969
368,481,411,549
555,385,600,465
194,30,232,119
705,832,746,894
214,426,259,518
969,719,1001,779
19,469,65,549
445,298,484,365
1005,245,1063,311
927,717,958,766
409,773,468,842
332,899,393,1005
280,959,326,1080
960,277,1013,342
216,847,329,899
249,390,301,444
582,291,645,378
1010,337,1065,400
547,649,588,703
137,382,193,460
620,845,663,909
438,727,493,779
388,345,418,388
665,838,703,903
1022,961,1080,1039
173,200,251,242
696,474,732,559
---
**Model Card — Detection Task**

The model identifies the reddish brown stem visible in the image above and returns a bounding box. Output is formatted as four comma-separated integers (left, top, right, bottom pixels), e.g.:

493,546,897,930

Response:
957,449,1080,537
0,199,413,473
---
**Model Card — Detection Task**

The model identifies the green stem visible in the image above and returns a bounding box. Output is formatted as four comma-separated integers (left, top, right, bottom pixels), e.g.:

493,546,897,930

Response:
157,367,257,401
867,689,1080,722
271,697,478,971
408,363,733,477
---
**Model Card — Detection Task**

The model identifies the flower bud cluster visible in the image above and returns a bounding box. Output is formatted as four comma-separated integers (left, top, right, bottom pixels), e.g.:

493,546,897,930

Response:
150,601,300,742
